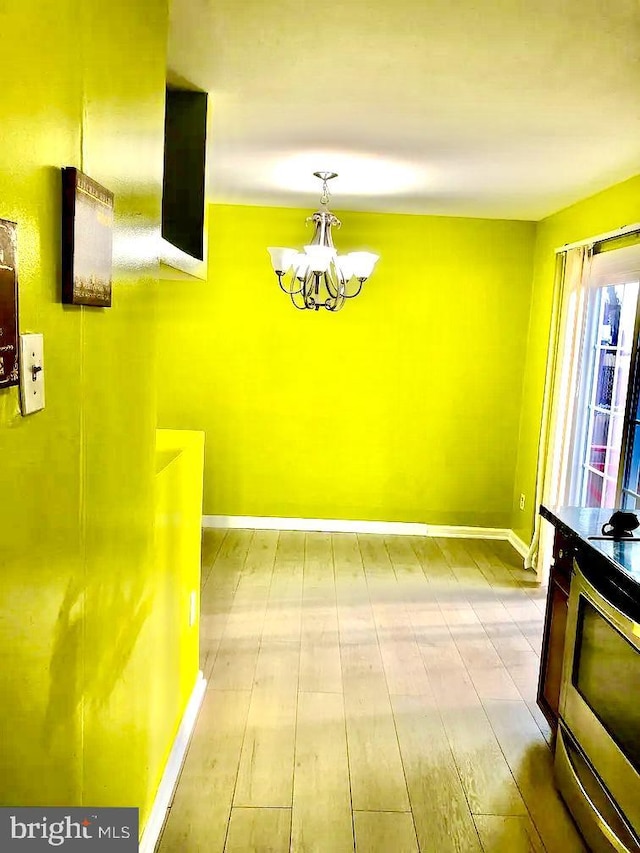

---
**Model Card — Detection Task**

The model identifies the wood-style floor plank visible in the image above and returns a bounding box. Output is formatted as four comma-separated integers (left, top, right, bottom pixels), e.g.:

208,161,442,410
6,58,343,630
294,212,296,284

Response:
299,601,342,693
200,529,250,678
299,533,342,694
383,535,426,580
210,528,255,573
374,601,433,696
431,666,527,816
415,620,466,675
233,534,300,808
225,807,291,853
337,537,385,697
391,693,483,853
254,532,303,693
482,611,539,669
449,621,505,670
234,685,297,807
343,686,411,812
360,534,432,696
438,537,495,593
354,810,419,853
469,662,522,701
243,529,280,577
261,530,304,646
208,531,276,690
291,692,353,853
409,535,457,583
200,527,228,585
483,698,587,852
158,689,251,852
474,814,545,853
526,699,554,746
343,538,411,810
332,532,365,585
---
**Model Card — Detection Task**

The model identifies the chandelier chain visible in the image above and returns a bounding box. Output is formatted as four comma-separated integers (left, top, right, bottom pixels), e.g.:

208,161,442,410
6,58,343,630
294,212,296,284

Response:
320,178,331,207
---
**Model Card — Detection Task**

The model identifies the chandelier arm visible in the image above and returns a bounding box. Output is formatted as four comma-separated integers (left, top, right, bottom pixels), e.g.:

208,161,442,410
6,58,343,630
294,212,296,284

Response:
290,291,307,310
326,292,346,311
323,284,337,310
323,278,343,311
303,274,315,310
305,272,322,311
342,279,365,299
277,272,303,295
324,270,338,298
324,273,338,298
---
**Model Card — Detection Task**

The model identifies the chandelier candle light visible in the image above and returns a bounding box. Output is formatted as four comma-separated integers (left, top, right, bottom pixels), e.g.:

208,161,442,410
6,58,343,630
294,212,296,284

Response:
268,172,379,312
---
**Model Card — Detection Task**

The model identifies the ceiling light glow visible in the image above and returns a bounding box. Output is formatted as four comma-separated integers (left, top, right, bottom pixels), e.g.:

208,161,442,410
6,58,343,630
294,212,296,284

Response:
270,151,428,197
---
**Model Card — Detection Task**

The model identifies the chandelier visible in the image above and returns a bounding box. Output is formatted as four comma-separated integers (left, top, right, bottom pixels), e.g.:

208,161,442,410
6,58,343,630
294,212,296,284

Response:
267,171,379,312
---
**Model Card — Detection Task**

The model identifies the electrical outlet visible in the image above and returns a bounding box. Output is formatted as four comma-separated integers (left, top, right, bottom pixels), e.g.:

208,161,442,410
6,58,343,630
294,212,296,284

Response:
519,493,526,511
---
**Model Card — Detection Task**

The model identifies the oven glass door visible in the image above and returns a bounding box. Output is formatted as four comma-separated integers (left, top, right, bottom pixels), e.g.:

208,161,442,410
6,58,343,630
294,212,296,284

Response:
573,596,640,773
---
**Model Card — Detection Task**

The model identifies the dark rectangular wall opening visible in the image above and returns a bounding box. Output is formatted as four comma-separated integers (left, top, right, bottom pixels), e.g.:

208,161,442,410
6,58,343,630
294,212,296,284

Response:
162,89,208,261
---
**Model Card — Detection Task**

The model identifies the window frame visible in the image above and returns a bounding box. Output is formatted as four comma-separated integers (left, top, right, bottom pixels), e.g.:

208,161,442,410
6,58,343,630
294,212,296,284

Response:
618,297,640,508
566,242,640,510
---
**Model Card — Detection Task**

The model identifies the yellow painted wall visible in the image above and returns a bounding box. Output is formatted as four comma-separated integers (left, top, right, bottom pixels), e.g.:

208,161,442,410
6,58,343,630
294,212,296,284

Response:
158,204,535,528
511,173,640,544
0,0,197,835
154,430,204,749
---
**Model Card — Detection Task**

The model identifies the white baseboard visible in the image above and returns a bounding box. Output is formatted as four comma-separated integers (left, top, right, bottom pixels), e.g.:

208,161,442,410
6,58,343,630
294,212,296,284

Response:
203,515,429,535
203,514,520,543
507,530,529,559
428,524,510,540
139,671,207,853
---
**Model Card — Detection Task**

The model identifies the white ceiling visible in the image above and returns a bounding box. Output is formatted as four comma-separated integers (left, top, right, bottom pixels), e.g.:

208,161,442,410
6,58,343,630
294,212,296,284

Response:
168,0,640,220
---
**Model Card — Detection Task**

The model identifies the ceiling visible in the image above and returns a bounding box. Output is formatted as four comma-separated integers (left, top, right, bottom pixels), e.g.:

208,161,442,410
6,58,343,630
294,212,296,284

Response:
168,0,640,221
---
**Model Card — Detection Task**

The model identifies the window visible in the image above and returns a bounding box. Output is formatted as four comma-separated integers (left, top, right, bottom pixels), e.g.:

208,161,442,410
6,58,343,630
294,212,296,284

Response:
621,369,640,509
567,244,640,508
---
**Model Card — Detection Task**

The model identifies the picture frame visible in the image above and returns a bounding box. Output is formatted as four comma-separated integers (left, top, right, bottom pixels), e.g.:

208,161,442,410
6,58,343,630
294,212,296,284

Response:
0,218,19,388
61,167,114,307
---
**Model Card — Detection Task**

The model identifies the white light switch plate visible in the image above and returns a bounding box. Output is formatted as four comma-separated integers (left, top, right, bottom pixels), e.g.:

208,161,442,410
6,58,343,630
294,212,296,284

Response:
19,333,45,415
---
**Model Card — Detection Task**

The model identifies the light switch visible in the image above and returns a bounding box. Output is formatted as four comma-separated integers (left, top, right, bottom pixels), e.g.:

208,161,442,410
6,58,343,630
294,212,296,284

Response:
19,333,45,415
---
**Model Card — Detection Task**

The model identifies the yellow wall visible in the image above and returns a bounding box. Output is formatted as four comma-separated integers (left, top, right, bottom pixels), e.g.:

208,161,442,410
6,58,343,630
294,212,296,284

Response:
0,0,195,835
154,430,204,748
511,173,640,544
158,204,535,528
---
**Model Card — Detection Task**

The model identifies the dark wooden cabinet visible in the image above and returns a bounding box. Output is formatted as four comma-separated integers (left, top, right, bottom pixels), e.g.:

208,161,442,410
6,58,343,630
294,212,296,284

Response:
537,528,575,731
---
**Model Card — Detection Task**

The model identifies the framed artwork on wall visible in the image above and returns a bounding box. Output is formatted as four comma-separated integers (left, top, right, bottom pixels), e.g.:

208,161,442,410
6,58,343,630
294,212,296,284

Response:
61,167,114,307
0,218,19,388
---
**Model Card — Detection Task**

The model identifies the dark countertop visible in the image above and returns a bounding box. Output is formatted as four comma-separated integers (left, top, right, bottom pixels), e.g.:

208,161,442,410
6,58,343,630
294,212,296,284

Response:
540,505,640,617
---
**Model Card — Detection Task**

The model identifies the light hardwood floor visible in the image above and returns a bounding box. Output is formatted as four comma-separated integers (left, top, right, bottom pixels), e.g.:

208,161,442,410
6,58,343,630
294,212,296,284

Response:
158,530,586,853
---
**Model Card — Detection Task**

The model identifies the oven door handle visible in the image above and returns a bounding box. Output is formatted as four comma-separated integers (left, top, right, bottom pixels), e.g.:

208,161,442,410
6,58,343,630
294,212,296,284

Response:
573,558,640,651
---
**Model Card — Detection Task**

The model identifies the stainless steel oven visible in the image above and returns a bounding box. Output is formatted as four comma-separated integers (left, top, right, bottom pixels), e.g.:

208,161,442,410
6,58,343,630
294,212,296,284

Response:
556,555,640,852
